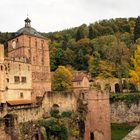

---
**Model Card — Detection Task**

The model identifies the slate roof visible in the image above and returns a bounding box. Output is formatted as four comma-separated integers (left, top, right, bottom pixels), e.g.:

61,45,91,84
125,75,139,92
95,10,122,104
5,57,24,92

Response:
15,17,45,39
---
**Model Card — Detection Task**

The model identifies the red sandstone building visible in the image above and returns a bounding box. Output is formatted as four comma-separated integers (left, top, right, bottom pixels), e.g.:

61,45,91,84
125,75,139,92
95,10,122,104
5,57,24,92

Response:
0,17,51,104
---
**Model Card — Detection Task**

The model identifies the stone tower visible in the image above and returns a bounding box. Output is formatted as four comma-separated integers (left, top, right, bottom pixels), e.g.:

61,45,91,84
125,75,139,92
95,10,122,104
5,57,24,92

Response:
84,90,111,140
8,17,51,99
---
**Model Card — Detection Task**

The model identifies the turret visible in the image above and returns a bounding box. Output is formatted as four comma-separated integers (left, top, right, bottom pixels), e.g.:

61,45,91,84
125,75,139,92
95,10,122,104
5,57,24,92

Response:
24,17,31,27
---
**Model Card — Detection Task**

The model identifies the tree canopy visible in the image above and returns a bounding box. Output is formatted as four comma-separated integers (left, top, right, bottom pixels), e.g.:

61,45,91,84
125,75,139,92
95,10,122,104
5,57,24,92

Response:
52,66,73,91
129,45,140,88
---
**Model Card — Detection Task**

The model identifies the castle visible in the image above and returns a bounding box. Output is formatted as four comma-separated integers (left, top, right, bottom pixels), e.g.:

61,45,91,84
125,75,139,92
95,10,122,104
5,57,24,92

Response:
0,18,111,140
0,17,51,105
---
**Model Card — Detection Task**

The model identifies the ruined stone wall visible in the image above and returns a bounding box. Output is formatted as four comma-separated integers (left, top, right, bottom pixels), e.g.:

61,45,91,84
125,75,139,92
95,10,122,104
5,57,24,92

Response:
0,91,77,122
0,121,11,140
84,90,111,140
111,101,140,123
42,91,77,114
0,90,111,140
0,105,43,123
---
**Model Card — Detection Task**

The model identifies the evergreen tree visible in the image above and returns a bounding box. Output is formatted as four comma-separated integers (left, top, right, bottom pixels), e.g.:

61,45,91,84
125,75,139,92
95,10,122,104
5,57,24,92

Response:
88,24,98,39
76,24,88,41
134,16,140,42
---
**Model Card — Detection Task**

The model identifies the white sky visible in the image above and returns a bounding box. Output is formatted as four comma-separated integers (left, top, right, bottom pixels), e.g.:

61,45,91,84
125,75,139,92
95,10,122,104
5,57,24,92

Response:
0,0,140,33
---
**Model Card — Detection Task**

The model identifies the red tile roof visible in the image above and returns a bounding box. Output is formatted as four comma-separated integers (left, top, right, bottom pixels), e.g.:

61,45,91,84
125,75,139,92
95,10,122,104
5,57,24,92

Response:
7,100,34,106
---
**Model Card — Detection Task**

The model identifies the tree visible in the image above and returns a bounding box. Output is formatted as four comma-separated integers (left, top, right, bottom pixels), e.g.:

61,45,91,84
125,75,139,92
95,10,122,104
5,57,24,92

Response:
52,66,73,91
110,38,130,92
98,60,116,78
75,49,87,70
129,45,140,90
88,24,98,39
62,48,75,66
88,55,100,77
76,24,88,41
134,16,140,42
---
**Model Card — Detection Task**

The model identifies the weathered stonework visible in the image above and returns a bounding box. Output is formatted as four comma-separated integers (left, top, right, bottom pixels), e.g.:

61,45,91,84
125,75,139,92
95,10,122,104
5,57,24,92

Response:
8,19,51,100
123,124,140,140
111,101,140,123
0,89,111,140
84,90,111,140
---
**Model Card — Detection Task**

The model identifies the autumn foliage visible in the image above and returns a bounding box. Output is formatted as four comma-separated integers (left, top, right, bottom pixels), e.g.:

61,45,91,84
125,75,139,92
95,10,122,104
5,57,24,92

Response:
130,45,140,87
52,66,73,91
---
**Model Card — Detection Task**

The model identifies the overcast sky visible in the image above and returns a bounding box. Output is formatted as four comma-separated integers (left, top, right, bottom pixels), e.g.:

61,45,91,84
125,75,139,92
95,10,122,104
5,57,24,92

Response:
0,0,140,33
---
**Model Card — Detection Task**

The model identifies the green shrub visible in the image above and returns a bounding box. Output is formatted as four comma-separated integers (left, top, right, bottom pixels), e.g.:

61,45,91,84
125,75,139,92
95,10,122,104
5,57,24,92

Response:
50,109,60,118
61,111,72,118
110,93,140,107
38,118,68,140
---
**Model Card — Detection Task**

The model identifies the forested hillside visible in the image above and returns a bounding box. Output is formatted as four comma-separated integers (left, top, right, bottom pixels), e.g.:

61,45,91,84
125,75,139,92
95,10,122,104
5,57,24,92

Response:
42,17,139,79
1,17,140,80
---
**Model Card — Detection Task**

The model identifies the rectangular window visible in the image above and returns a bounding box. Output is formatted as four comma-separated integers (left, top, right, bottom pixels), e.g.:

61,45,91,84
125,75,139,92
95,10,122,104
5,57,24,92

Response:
14,76,20,83
21,77,26,83
20,92,23,98
6,78,9,83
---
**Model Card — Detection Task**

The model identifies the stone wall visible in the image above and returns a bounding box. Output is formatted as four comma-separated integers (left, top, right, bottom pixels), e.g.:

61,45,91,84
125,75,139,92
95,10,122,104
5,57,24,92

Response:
111,101,140,123
0,120,10,140
42,91,77,114
0,91,77,123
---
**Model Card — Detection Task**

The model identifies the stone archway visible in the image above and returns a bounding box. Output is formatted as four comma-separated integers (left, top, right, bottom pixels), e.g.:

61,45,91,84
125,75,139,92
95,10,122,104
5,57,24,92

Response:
115,83,120,93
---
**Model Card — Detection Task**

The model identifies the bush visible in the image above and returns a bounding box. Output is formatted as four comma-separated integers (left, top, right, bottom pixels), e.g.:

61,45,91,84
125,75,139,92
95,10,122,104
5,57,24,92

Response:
110,93,140,107
50,109,60,118
61,111,72,118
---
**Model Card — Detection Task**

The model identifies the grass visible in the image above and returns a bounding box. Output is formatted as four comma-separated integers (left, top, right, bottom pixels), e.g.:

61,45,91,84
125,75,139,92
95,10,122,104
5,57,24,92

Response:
111,123,135,140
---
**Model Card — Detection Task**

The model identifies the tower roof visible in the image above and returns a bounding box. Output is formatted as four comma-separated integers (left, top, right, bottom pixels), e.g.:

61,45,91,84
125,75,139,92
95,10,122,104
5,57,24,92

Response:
16,17,45,39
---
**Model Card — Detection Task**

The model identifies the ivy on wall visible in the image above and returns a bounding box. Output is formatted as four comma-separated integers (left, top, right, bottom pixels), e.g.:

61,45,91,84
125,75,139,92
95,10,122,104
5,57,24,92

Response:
110,93,140,107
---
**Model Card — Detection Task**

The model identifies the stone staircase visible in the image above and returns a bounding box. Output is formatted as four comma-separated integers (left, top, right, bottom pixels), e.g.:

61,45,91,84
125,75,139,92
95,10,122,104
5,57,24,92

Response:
123,124,140,140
